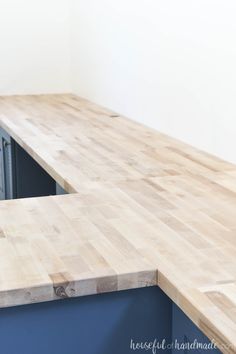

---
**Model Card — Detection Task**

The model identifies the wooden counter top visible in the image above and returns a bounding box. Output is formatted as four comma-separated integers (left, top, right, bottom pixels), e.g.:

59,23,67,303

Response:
0,94,236,352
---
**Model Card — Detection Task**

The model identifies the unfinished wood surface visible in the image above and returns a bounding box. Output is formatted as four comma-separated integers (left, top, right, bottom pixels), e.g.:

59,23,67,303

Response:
0,94,236,352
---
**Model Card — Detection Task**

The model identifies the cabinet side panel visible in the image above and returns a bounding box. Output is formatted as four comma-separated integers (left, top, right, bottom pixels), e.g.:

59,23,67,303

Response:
13,141,56,198
172,303,221,353
0,287,172,354
0,129,5,200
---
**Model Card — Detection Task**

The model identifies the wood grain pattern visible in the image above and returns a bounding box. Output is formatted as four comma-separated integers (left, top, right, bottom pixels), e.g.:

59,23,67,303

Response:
0,94,236,352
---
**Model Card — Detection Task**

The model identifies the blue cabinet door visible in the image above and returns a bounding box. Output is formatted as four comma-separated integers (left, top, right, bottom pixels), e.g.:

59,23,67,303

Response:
172,304,221,353
0,286,172,354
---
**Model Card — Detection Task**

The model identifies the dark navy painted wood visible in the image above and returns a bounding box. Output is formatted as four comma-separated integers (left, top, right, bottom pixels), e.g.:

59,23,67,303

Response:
0,287,172,354
0,127,57,200
0,128,13,200
0,128,6,200
12,141,56,198
172,304,221,353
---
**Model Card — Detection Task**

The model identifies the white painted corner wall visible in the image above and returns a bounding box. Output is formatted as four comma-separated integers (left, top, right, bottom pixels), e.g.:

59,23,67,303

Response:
0,0,71,94
1,0,236,163
69,0,236,164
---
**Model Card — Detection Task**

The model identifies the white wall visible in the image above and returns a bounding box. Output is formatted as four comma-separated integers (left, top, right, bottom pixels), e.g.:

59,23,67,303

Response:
0,0,71,94
69,0,236,164
0,0,235,163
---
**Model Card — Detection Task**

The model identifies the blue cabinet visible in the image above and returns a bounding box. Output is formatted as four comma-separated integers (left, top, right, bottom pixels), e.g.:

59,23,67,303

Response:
0,128,14,199
12,141,56,198
0,286,223,354
0,127,66,199
0,287,172,354
172,304,221,353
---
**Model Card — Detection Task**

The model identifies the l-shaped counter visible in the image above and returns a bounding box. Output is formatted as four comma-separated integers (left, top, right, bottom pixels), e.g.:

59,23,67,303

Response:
0,94,235,353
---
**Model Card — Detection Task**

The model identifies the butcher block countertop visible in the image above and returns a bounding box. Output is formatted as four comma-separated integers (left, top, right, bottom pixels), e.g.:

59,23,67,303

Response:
0,95,236,352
